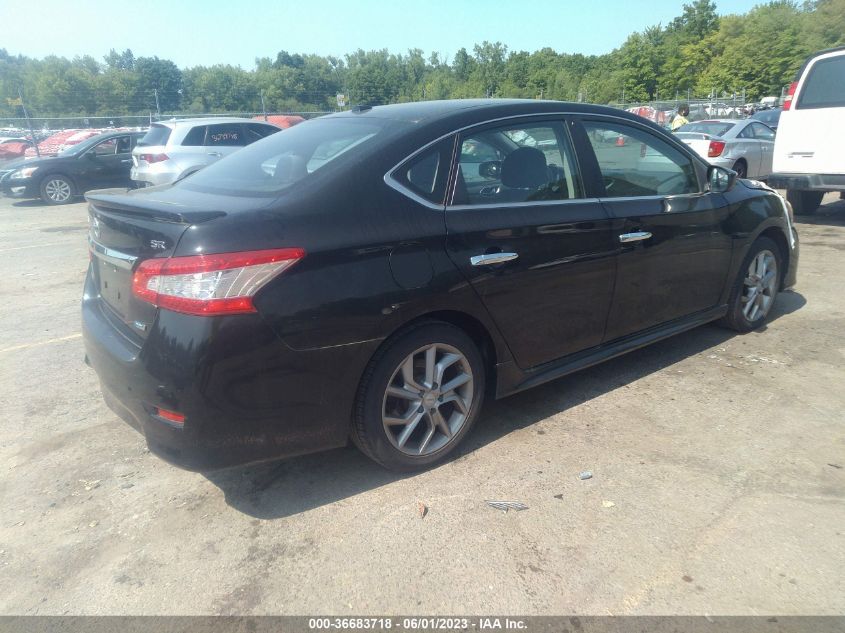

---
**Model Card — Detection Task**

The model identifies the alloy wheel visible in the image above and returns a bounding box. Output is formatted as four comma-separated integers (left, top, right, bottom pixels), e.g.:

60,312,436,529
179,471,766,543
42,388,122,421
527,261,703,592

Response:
382,343,474,456
45,178,71,202
742,249,778,322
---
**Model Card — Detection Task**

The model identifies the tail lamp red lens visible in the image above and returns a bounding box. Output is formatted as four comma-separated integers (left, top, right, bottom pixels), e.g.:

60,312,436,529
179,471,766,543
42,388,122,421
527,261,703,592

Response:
783,82,797,110
139,153,169,163
708,140,726,157
132,248,305,316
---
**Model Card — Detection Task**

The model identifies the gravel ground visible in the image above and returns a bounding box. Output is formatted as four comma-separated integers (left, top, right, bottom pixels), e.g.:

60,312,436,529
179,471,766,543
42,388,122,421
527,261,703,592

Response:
0,193,843,615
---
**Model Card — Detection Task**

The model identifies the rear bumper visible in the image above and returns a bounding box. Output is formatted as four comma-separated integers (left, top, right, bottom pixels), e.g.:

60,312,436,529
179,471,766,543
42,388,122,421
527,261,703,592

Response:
130,165,178,187
766,173,845,191
82,266,379,471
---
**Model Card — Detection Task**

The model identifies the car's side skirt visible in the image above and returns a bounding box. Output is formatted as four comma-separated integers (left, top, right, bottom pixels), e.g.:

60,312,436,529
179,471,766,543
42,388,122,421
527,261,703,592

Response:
496,305,729,398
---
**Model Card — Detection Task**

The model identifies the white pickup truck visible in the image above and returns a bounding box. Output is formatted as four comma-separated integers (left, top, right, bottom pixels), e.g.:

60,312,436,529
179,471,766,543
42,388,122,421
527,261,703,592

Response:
768,46,845,214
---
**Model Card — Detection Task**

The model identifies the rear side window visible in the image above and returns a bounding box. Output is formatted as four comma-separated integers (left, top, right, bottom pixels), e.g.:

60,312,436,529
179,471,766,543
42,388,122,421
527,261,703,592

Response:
452,121,582,206
584,120,699,197
797,55,845,109
181,125,207,146
137,124,171,147
206,123,245,147
391,137,453,205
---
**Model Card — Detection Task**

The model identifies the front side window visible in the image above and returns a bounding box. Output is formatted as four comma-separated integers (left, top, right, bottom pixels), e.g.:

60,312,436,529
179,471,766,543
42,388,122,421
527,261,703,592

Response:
797,55,845,109
750,123,775,141
116,136,131,153
584,120,699,197
92,139,117,155
245,123,280,144
452,122,582,206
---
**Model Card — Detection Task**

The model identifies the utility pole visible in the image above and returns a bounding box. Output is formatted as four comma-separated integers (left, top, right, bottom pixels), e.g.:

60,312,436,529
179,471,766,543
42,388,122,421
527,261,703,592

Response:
18,87,40,158
260,91,268,121
154,88,161,118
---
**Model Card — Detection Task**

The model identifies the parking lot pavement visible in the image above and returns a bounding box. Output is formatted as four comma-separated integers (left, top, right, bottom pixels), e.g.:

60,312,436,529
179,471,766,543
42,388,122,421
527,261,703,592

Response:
0,192,843,616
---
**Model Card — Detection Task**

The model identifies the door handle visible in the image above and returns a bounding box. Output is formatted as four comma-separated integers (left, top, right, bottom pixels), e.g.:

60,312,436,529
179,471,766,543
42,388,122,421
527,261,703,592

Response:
470,252,519,266
619,231,652,243
120,159,131,164
207,151,222,157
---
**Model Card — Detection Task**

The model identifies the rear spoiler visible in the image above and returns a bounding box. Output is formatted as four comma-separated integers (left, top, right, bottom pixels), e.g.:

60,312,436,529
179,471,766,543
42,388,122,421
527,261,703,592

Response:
86,189,226,224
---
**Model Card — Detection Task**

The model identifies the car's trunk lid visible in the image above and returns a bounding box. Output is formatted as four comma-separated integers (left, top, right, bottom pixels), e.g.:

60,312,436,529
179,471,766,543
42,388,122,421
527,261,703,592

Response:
86,190,226,340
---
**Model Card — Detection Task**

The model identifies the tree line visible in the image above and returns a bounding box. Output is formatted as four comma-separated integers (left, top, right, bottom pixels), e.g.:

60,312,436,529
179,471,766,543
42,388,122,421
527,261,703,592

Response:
1,0,843,120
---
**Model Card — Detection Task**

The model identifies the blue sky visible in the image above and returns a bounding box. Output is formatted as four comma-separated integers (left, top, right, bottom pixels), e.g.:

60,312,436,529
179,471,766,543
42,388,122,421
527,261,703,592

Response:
1,0,763,68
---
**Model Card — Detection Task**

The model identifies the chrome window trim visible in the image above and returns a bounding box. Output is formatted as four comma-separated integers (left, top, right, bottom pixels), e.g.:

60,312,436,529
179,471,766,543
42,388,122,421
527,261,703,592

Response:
383,110,709,208
448,197,601,212
88,237,138,270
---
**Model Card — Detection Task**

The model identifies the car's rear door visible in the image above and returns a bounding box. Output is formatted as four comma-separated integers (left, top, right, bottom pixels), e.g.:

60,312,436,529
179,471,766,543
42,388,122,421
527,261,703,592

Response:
576,116,733,342
736,123,763,177
444,117,618,369
84,137,129,189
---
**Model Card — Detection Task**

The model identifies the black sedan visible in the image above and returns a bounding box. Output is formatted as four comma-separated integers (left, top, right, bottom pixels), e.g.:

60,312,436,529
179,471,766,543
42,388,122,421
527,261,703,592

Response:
1,131,144,204
82,100,799,471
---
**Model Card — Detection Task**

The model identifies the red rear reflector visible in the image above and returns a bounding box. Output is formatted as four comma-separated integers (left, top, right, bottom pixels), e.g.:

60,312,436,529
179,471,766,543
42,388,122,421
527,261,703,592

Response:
140,153,169,163
132,248,305,316
615,136,626,146
783,82,797,110
156,408,185,424
708,140,726,157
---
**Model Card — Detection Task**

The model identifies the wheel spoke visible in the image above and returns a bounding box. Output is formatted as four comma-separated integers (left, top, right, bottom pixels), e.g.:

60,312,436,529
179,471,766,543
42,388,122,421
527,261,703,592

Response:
756,253,766,278
386,385,421,401
417,421,436,454
440,372,471,394
430,408,452,438
440,392,468,415
424,345,437,387
435,353,461,384
762,269,776,286
401,355,424,392
396,411,425,448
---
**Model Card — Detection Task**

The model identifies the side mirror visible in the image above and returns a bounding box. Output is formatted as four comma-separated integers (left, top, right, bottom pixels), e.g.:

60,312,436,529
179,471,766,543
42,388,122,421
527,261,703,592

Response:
708,165,736,193
478,160,501,179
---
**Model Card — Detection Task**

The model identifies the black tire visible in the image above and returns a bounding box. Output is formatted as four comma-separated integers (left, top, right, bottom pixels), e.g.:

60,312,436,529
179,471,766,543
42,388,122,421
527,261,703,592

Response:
786,189,824,215
731,160,747,179
39,174,75,205
352,321,486,471
718,236,782,333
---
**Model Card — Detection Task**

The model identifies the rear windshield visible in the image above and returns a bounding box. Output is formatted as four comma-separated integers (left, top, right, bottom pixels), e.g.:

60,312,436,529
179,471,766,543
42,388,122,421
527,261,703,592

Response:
676,121,735,137
181,117,388,197
797,55,845,109
137,124,172,147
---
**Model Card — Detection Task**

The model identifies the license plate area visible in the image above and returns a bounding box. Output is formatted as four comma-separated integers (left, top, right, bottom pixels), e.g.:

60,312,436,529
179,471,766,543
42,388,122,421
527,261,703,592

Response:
96,257,131,318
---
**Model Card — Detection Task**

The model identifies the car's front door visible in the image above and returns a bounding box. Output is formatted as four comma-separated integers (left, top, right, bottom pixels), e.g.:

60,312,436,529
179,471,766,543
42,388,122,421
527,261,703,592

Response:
747,121,775,177
577,117,734,342
444,118,618,369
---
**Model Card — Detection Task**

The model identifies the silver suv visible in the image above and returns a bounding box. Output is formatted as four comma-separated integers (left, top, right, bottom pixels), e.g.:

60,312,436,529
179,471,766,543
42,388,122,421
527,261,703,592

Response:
130,117,280,186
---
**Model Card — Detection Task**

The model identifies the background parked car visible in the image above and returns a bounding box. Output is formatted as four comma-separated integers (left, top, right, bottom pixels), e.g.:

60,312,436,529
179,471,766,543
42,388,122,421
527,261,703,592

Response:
769,46,845,214
130,117,281,187
675,119,776,179
0,130,144,204
751,107,783,132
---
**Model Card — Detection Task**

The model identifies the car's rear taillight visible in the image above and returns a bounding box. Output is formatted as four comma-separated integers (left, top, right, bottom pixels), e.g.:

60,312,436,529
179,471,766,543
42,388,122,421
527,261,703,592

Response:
783,81,798,110
139,153,169,163
132,248,305,316
708,141,726,157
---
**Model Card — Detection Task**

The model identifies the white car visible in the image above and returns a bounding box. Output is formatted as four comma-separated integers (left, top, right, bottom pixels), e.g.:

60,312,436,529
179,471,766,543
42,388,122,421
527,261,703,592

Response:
675,119,775,179
130,118,281,187
768,46,845,214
